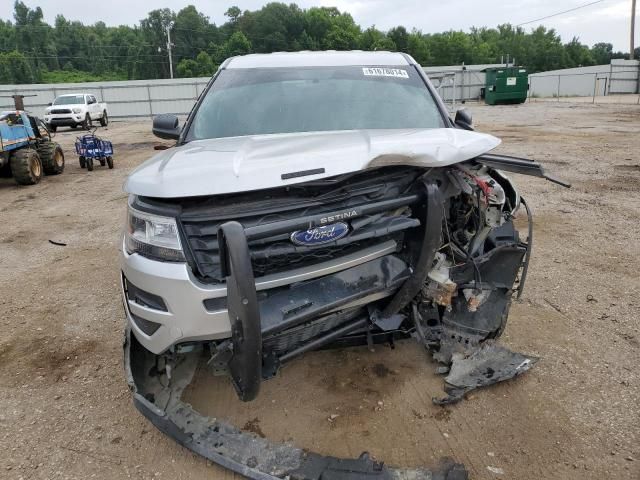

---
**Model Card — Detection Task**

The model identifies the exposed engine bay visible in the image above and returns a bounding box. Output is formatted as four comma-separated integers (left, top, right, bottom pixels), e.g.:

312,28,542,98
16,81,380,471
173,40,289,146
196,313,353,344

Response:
124,153,568,480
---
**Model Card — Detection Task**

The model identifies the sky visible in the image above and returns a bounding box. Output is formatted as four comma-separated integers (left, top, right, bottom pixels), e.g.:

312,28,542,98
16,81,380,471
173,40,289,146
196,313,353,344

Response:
2,0,637,52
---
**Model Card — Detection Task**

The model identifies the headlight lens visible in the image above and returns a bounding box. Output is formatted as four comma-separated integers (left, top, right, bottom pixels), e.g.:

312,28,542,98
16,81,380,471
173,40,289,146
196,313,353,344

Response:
125,206,185,262
72,108,82,114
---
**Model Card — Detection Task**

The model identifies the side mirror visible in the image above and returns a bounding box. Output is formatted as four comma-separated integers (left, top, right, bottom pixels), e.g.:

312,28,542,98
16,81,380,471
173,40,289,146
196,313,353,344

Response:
454,108,473,131
153,114,181,140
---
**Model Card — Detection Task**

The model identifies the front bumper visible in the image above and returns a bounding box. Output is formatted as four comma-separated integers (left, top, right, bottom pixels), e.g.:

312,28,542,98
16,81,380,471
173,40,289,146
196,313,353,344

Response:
121,239,400,354
124,327,469,480
44,114,84,126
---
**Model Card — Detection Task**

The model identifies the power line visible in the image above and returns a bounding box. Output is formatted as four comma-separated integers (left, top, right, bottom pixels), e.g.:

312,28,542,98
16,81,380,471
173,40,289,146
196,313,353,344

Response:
516,0,606,27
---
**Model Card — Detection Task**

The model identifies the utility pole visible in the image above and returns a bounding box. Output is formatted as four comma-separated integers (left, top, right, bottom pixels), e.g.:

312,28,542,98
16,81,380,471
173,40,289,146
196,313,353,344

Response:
632,0,637,59
166,22,175,79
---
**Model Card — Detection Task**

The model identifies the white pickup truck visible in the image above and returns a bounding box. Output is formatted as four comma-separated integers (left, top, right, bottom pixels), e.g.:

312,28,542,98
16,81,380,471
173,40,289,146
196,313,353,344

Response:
44,93,108,132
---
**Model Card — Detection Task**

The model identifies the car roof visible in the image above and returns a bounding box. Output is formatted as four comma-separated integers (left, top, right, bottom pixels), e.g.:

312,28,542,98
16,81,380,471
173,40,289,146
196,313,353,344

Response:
226,51,413,69
57,93,87,97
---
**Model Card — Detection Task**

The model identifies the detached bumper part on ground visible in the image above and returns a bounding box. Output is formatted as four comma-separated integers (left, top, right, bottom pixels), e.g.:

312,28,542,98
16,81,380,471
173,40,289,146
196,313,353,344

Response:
124,329,469,480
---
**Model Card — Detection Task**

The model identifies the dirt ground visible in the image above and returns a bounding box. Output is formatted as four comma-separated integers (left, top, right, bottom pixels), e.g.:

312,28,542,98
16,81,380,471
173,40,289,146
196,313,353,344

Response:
0,101,638,480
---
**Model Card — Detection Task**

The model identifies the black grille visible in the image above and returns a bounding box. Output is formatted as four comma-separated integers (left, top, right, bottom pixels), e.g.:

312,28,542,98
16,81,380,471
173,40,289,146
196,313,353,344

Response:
178,167,424,283
263,308,364,355
51,108,72,114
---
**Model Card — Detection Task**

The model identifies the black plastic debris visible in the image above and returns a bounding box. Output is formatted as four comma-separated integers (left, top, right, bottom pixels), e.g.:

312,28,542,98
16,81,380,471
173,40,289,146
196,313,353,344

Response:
433,341,538,405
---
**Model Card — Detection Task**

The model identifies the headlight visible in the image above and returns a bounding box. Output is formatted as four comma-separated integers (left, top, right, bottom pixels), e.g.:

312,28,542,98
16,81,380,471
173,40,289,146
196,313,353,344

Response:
72,108,82,114
125,206,185,262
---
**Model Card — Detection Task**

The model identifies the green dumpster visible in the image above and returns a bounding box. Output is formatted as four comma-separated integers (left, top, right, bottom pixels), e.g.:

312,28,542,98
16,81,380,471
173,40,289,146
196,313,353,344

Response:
483,67,528,105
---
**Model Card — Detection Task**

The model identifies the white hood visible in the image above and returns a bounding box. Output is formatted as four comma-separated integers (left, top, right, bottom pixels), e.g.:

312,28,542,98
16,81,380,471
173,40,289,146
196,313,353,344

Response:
124,128,500,198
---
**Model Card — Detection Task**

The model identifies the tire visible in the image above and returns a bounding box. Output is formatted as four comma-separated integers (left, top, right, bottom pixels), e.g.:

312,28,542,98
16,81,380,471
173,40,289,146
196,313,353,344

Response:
10,148,43,185
83,113,92,129
79,156,86,168
48,124,57,133
99,111,108,127
99,158,106,167
86,157,94,171
107,156,114,169
70,124,77,129
37,141,65,175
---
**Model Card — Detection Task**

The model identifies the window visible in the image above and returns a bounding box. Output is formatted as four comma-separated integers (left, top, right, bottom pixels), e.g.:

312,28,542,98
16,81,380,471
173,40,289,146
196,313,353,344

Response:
52,95,85,105
187,66,445,141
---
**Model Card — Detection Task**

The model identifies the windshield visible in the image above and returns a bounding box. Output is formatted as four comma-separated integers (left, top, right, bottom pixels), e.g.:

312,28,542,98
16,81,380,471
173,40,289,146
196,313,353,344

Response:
187,66,445,141
53,95,85,105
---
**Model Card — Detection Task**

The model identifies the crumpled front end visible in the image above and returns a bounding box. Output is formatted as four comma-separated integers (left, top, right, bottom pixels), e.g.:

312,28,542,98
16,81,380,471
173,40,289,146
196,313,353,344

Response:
122,155,567,477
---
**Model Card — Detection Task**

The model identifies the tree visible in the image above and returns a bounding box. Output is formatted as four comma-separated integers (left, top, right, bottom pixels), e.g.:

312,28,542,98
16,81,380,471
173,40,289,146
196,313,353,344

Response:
195,51,217,76
176,58,199,78
140,8,175,78
0,50,35,83
174,6,217,64
221,31,252,61
591,43,613,65
360,26,386,50
565,37,595,67
387,26,408,52
177,51,217,78
372,37,396,51
225,6,241,23
406,31,431,65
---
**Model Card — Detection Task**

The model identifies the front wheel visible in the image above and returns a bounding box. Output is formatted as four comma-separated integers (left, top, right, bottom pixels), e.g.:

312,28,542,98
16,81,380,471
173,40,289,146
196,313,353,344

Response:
99,111,108,127
48,124,57,133
79,156,86,168
10,149,43,185
37,141,65,175
83,113,92,129
107,156,114,169
86,157,94,171
99,158,106,167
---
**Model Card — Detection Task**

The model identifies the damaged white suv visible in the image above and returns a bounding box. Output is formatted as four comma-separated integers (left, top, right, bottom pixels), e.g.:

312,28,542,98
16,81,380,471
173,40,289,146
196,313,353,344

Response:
121,51,567,480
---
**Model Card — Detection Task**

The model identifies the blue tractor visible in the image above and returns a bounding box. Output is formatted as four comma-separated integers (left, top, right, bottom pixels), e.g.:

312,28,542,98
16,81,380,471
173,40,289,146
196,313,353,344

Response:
0,110,65,185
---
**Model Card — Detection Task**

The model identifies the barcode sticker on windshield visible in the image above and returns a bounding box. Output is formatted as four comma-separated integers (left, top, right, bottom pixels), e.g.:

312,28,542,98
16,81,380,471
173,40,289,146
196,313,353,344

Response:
362,67,409,79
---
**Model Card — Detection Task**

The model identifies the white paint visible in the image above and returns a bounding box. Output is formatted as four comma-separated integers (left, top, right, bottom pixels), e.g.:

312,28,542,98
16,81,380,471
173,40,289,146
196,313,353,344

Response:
124,128,501,198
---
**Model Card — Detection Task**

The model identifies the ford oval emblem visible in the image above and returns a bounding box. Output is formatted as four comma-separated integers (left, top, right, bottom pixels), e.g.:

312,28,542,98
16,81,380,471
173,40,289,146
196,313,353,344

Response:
290,222,349,246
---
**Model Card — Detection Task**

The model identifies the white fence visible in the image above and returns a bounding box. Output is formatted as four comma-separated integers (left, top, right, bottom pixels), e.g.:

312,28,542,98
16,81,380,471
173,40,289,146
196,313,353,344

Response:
0,77,211,119
529,59,640,98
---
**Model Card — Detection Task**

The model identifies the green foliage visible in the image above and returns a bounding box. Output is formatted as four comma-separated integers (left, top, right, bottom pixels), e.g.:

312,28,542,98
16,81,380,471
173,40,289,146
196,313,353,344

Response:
177,51,218,78
222,31,252,59
0,2,626,84
41,69,126,83
0,50,36,83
